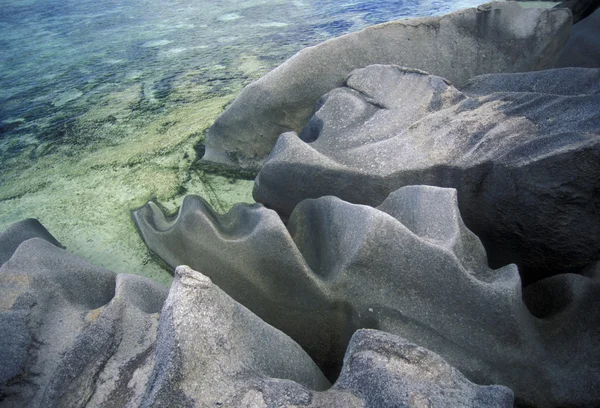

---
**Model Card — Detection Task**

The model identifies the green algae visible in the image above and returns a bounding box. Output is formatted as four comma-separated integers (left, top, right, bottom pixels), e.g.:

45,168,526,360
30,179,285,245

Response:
0,93,254,287
0,0,493,286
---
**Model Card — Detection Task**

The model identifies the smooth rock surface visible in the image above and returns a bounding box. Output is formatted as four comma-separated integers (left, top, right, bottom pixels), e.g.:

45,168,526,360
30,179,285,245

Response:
0,221,513,407
202,1,571,169
134,196,348,377
253,65,600,278
134,185,600,407
554,0,600,23
555,7,600,67
460,66,600,95
0,218,63,266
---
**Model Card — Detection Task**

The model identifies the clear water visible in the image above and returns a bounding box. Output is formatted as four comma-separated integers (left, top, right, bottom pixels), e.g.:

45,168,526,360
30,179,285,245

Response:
1,0,487,152
0,0,488,284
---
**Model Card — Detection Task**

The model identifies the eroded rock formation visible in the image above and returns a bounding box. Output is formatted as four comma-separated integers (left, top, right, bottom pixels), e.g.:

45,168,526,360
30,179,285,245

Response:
134,185,600,407
202,2,571,169
0,225,167,407
0,222,513,407
3,4,600,408
253,65,600,279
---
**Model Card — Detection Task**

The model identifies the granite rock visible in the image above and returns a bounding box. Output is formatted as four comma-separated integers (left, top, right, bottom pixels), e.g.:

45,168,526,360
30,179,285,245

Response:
134,185,600,407
202,2,571,169
326,329,514,408
460,66,600,95
0,222,513,407
134,196,347,377
140,265,331,407
0,218,62,266
0,236,167,407
253,65,600,279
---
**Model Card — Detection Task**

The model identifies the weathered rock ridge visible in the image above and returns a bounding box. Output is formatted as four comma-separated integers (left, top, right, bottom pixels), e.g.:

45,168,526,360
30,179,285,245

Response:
252,65,600,279
0,220,513,407
0,221,167,407
3,4,600,408
134,185,600,407
202,1,571,169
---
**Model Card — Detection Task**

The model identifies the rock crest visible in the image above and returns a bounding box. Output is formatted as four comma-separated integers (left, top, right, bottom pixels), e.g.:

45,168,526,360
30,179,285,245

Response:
0,223,513,407
134,185,600,407
202,2,571,169
254,65,600,279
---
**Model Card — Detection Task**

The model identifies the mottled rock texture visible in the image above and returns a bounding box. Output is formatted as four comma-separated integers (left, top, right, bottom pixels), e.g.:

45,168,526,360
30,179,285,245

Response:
0,235,167,408
326,329,514,408
202,1,571,169
145,266,512,407
134,185,600,407
253,65,600,279
142,265,331,406
0,222,513,407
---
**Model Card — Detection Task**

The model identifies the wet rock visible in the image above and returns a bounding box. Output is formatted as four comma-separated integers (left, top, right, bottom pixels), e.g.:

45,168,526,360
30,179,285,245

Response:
202,2,571,169
253,65,600,278
134,185,600,407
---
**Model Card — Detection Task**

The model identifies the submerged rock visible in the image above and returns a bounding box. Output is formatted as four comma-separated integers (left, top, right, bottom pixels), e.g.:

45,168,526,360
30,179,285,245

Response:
0,222,513,407
202,2,571,169
253,65,600,279
134,185,600,407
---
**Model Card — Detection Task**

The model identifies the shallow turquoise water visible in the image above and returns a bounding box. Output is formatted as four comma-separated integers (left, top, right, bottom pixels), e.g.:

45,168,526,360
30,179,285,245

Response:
0,0,489,284
1,0,486,157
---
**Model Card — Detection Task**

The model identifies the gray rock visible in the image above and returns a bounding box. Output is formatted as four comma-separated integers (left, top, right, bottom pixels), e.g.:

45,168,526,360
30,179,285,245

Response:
140,265,331,406
133,185,600,407
460,66,600,95
0,236,168,407
554,0,600,24
555,7,600,67
133,196,347,377
253,65,600,278
0,218,62,266
0,222,512,407
327,329,514,408
202,2,571,169
152,321,514,408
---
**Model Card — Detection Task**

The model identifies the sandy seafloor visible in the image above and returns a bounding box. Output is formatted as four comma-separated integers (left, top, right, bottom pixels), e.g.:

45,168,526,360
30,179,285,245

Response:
1,0,491,286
